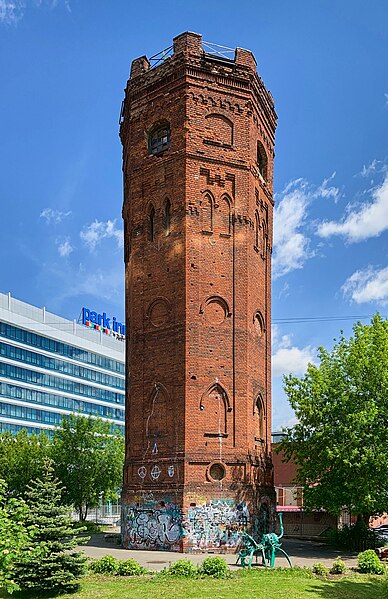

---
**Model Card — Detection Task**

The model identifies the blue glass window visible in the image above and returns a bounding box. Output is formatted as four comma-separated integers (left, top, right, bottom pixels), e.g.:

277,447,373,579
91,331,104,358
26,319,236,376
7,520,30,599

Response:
0,322,124,375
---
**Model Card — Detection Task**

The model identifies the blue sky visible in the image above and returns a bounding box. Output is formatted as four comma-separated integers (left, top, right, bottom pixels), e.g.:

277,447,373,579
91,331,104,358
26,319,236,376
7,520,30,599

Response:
1,0,387,429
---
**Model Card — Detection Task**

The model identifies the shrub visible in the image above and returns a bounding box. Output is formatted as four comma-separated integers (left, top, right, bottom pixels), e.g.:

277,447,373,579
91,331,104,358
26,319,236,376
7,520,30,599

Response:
73,520,103,534
164,559,198,578
90,555,120,574
312,562,329,576
330,559,346,574
357,549,385,574
116,558,148,576
200,556,228,578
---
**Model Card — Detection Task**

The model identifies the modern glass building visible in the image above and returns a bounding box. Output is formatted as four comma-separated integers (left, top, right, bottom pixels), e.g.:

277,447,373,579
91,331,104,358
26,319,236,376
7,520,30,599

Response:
0,292,125,436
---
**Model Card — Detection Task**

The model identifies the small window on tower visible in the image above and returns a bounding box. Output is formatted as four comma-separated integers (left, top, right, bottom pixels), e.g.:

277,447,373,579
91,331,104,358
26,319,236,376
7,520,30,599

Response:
148,123,171,155
163,199,171,236
257,140,268,180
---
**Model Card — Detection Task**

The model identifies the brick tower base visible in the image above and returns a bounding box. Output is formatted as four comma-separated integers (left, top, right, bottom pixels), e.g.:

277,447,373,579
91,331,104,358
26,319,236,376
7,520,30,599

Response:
121,476,275,552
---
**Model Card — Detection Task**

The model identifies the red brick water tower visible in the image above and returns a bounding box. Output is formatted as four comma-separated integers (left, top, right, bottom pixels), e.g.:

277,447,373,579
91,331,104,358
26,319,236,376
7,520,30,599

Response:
120,32,277,551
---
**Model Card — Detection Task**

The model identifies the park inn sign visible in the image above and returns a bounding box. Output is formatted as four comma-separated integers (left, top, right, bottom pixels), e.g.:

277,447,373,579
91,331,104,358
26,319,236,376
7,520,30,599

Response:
81,307,126,341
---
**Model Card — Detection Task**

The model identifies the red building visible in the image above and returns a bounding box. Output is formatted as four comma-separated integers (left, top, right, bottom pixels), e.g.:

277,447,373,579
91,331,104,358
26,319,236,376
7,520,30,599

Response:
120,32,277,551
272,435,337,538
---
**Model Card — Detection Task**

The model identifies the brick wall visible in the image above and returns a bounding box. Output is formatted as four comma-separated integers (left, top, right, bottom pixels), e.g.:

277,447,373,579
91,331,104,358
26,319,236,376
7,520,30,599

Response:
121,32,277,551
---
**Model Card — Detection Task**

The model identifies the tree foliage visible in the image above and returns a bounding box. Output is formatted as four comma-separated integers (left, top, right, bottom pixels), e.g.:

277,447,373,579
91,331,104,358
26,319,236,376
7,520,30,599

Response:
0,430,50,497
13,459,87,593
0,480,29,593
52,414,124,520
279,314,388,520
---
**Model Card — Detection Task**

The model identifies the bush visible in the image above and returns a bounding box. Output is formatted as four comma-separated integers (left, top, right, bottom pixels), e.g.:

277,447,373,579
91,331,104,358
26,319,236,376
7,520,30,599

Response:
116,558,148,576
330,559,346,574
90,555,120,574
73,520,103,534
164,559,198,578
357,549,385,574
312,562,329,576
200,556,228,578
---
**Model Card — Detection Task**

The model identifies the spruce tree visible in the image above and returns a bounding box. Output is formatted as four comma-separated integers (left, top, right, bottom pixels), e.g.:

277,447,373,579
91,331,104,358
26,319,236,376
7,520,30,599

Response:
13,459,88,593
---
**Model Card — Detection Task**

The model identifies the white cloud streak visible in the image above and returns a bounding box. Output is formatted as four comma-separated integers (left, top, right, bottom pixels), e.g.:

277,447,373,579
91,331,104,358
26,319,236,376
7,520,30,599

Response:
0,1,23,24
40,208,72,224
80,219,123,252
57,238,73,257
272,326,316,377
273,175,339,279
0,0,70,24
342,265,388,305
317,174,388,242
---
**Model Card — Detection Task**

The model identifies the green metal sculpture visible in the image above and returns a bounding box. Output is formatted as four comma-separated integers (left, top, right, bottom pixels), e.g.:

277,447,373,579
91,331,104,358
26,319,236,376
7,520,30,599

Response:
236,512,292,569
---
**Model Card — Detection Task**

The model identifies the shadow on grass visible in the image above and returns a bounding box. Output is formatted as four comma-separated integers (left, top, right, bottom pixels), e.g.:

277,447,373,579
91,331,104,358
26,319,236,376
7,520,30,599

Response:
0,586,80,599
305,576,388,599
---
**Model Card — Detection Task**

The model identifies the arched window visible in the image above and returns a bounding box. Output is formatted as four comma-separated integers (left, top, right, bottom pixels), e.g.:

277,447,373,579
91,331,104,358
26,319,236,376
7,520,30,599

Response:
202,193,213,232
149,205,155,242
200,383,231,438
254,210,260,249
217,194,231,236
254,394,265,441
261,219,268,259
163,199,171,236
257,141,268,180
204,114,233,146
146,384,173,454
148,123,171,155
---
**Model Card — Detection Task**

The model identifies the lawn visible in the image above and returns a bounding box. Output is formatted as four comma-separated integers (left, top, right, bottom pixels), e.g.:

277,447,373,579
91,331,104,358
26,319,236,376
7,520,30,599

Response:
3,570,388,599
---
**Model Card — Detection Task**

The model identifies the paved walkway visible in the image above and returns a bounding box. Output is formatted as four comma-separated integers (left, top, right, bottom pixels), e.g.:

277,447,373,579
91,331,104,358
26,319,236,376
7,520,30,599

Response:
77,534,358,571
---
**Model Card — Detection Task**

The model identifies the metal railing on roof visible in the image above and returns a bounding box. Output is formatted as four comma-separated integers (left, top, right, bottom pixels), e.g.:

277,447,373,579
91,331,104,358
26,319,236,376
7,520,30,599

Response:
148,40,235,71
149,45,174,69
202,40,235,59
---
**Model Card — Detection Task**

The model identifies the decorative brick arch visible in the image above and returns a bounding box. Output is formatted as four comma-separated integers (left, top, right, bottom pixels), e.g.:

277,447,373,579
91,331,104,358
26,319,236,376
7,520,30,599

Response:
145,383,174,454
200,295,231,325
200,382,232,438
217,193,232,236
200,190,215,232
204,113,234,146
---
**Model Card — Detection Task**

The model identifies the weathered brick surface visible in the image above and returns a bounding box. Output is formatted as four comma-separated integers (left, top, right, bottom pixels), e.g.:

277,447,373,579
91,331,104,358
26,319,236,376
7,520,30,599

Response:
120,32,277,552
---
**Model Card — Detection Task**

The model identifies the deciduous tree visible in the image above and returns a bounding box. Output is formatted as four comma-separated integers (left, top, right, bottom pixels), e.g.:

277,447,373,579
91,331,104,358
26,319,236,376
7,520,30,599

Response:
279,314,388,523
52,414,124,520
0,430,50,496
0,480,29,593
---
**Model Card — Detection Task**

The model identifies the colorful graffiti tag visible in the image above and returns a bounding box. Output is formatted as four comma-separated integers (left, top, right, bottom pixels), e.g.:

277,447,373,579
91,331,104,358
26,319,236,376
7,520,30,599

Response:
184,499,250,551
122,501,183,551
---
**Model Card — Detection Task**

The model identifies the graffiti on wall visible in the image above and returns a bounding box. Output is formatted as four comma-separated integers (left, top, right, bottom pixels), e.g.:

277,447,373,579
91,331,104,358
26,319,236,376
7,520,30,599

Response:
122,497,273,552
183,499,250,551
122,501,183,551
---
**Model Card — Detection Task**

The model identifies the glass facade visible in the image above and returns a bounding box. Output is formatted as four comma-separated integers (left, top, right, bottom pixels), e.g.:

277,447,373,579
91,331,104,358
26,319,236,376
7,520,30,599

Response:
0,294,125,436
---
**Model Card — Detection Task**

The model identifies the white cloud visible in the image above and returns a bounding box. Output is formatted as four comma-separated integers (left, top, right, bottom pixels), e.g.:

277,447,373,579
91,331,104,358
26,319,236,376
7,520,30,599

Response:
358,159,380,178
316,172,340,201
317,174,388,242
80,219,123,252
0,0,70,24
273,175,339,279
57,238,73,257
342,265,388,305
272,325,316,377
49,261,124,307
40,208,72,224
0,1,24,24
385,92,388,106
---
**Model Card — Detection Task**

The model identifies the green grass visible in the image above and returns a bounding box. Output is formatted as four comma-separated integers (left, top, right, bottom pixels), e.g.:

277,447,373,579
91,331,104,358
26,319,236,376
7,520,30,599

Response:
3,569,388,599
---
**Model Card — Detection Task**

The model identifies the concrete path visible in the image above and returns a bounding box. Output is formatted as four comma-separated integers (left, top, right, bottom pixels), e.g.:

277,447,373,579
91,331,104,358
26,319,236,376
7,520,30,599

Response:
77,534,358,571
